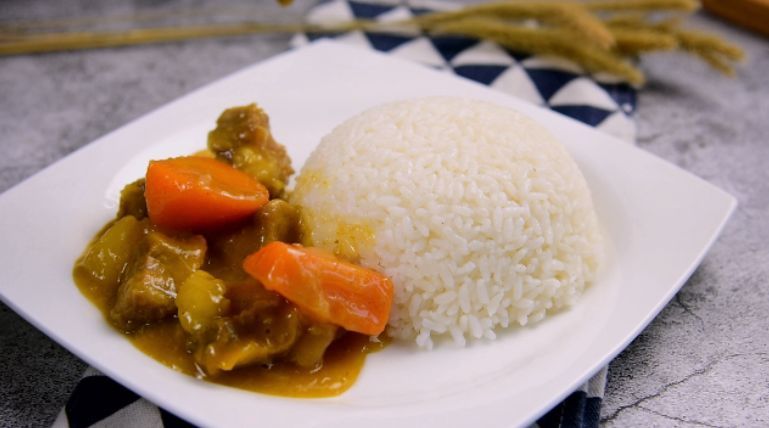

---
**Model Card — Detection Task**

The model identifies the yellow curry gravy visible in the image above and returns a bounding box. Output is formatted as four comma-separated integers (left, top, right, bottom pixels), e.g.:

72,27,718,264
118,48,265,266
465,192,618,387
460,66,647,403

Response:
74,268,385,397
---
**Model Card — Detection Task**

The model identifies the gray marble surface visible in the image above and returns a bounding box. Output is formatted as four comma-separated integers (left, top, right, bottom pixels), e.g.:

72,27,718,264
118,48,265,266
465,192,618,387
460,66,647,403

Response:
0,1,767,427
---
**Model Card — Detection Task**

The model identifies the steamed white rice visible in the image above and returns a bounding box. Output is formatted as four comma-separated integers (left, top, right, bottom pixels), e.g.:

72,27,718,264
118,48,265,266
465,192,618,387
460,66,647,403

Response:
291,97,603,348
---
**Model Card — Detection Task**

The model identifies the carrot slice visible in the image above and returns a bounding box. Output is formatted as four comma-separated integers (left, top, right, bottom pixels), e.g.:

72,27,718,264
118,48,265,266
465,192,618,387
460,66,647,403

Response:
145,156,269,231
242,242,393,336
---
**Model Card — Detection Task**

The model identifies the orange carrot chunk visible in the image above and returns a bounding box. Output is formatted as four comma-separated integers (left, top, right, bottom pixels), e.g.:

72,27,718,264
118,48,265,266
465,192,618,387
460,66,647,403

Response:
243,242,393,336
145,156,269,231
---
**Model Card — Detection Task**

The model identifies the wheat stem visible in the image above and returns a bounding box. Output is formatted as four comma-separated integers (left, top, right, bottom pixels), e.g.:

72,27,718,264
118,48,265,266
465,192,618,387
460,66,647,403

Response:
610,27,678,55
0,0,743,84
586,0,699,12
0,23,301,56
417,2,614,48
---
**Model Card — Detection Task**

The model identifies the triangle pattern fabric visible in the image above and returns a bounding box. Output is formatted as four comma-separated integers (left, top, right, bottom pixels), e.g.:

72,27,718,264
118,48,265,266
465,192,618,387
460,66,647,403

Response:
506,48,531,63
377,5,415,22
454,64,509,86
64,375,140,428
307,0,354,24
334,30,372,50
550,105,614,127
599,82,637,114
290,32,308,48
159,407,198,428
451,40,515,67
349,0,397,19
525,68,579,101
376,5,421,36
549,77,619,111
90,398,165,428
365,32,414,52
430,35,479,62
290,0,636,138
389,36,447,68
491,65,545,106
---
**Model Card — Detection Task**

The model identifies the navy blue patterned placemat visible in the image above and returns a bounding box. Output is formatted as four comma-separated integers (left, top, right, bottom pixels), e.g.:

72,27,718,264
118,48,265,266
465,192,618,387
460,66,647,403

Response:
293,0,637,143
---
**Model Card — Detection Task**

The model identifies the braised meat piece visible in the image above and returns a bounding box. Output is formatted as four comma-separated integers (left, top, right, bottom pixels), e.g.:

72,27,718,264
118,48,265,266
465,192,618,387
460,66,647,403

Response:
207,104,293,198
116,179,147,219
110,231,206,330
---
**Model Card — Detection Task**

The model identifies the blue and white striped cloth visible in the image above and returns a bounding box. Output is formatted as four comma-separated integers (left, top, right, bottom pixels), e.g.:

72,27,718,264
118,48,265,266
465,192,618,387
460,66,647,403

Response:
57,1,636,427
293,0,637,143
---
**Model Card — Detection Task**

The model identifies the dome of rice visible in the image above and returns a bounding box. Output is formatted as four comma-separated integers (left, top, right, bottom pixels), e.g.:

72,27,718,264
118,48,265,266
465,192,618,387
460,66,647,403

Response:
291,97,603,348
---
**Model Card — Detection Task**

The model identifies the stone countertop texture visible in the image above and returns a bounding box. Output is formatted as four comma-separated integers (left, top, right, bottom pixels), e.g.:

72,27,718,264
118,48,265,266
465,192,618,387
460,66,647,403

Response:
0,1,767,427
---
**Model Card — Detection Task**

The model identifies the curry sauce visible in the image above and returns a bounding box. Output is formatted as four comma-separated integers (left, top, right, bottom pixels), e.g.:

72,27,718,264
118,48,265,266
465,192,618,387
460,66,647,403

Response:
74,270,383,397
72,104,389,398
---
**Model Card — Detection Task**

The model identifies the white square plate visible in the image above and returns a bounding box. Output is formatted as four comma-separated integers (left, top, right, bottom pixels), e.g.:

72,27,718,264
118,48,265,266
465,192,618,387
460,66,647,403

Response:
0,41,735,427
